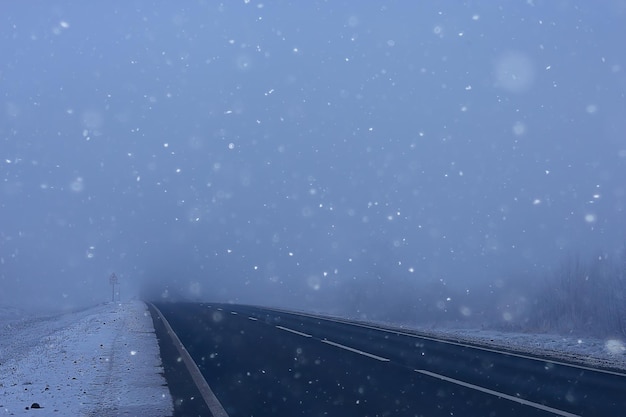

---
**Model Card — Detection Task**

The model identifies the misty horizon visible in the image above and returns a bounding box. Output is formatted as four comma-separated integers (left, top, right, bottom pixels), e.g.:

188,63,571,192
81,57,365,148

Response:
1,2,625,336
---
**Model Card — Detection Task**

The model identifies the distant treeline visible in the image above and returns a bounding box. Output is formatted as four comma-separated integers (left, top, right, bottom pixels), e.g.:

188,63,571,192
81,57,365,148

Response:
526,252,626,337
337,249,626,338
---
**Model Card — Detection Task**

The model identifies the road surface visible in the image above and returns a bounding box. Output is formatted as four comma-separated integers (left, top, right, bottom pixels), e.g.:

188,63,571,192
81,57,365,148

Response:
148,302,626,417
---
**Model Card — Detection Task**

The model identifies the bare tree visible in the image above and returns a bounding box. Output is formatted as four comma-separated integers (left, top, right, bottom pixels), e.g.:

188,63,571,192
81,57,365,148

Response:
527,249,626,337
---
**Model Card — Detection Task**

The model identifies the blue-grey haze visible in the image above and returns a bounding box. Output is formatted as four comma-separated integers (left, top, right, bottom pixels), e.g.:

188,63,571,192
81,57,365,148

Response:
1,2,625,326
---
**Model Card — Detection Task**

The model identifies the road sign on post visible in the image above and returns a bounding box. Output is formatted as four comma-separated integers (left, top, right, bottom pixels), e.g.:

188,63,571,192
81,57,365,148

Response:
109,273,118,302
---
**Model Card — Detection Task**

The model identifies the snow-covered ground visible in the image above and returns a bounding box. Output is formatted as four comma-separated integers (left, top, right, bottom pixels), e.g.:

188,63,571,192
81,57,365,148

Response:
0,301,172,416
396,324,626,371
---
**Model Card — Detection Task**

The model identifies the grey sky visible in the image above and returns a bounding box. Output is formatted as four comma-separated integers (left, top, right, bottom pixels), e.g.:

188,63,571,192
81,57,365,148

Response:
1,1,625,315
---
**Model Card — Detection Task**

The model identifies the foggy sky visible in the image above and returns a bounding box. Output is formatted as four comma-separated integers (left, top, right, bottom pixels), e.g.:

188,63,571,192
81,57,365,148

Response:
1,1,625,316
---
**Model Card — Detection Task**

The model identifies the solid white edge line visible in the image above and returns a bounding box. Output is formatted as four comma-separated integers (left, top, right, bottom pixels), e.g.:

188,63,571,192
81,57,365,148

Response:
322,339,390,362
415,369,580,417
275,325,312,337
150,303,229,417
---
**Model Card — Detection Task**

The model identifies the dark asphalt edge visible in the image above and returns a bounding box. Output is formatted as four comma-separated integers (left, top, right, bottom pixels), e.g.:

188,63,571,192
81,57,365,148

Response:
146,302,223,417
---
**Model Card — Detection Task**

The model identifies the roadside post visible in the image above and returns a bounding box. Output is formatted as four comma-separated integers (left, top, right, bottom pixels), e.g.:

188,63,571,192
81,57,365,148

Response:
109,273,118,302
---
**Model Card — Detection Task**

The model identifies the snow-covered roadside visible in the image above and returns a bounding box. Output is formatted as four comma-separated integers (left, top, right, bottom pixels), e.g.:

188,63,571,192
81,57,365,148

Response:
0,301,173,416
406,326,626,371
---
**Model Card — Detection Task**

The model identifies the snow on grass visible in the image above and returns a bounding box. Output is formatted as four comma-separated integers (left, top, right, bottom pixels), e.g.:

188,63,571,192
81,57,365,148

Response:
0,301,173,416
400,325,626,371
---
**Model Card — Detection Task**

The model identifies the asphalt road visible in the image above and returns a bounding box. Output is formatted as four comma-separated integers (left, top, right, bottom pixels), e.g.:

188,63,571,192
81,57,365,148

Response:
150,302,626,417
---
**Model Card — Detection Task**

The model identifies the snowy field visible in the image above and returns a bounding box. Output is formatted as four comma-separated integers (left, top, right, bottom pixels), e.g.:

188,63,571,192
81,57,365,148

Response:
0,301,172,416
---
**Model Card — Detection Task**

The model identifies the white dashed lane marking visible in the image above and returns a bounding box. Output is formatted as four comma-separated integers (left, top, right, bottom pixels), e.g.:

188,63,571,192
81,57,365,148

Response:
321,339,390,362
275,325,312,338
415,369,580,417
